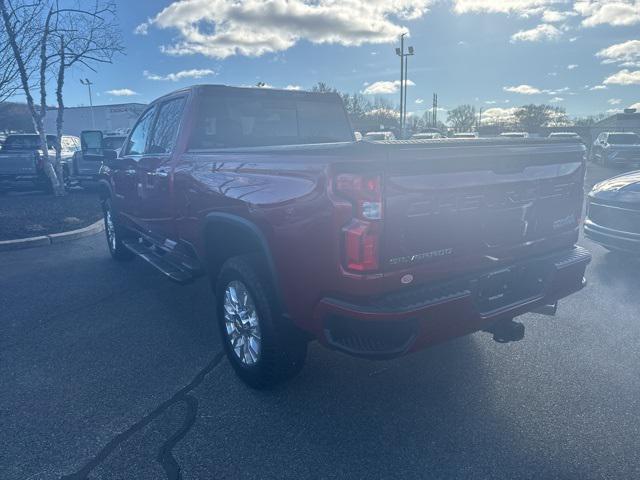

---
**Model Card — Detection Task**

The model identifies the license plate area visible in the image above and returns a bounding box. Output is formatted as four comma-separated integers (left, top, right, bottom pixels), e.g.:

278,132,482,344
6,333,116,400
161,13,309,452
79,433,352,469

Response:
474,262,551,314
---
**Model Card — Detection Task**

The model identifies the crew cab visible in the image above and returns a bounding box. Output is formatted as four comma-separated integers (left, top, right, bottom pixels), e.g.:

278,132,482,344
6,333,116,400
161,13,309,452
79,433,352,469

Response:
92,85,591,388
0,133,79,191
590,132,640,167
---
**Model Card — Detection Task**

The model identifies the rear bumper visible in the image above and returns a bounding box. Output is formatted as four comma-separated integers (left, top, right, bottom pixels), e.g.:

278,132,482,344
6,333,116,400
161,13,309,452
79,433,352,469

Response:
315,246,591,358
584,219,640,252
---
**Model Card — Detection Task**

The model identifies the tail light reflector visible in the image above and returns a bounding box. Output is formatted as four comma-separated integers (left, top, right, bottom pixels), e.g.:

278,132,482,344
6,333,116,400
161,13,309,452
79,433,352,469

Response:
335,173,383,272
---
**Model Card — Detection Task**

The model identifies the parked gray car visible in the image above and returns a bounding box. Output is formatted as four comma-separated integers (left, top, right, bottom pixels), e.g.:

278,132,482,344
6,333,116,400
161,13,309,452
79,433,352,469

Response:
73,132,127,184
590,132,640,167
0,134,79,192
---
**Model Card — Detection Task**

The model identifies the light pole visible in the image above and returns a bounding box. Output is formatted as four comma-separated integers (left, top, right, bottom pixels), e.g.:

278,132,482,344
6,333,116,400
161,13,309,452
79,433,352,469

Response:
395,35,414,137
80,78,95,129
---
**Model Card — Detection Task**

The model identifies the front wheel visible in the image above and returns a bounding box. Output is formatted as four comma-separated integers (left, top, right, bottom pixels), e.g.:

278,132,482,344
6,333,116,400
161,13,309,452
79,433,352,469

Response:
103,197,135,261
215,255,307,389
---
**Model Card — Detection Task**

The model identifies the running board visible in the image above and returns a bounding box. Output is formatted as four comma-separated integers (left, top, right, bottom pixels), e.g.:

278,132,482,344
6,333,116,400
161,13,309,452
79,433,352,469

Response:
122,239,198,284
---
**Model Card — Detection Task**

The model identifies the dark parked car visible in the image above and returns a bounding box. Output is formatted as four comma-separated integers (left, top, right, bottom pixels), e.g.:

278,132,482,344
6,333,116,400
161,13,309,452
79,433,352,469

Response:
91,85,590,388
585,170,640,252
0,133,79,191
590,132,640,167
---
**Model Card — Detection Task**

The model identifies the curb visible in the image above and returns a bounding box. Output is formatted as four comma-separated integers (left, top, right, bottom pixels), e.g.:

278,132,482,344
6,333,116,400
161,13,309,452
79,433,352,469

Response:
0,219,105,252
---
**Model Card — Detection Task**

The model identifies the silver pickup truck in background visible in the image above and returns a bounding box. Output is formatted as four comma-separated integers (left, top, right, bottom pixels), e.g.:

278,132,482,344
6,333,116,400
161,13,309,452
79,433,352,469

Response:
73,132,127,185
0,134,79,192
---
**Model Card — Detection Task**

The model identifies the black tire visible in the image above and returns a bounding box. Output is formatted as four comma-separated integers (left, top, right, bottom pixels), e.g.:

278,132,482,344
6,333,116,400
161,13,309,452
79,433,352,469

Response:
102,197,135,261
215,254,307,389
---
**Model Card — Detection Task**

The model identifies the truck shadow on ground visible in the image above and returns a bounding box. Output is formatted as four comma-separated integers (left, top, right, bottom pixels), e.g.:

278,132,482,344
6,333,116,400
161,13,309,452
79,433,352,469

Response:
172,330,598,480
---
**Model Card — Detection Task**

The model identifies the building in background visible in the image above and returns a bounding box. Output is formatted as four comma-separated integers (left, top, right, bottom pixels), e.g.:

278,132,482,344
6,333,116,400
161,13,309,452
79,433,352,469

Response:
44,103,147,136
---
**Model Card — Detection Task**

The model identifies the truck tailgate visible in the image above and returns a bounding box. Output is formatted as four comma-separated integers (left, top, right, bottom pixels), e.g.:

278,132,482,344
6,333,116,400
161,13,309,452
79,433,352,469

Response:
0,151,37,175
380,140,585,275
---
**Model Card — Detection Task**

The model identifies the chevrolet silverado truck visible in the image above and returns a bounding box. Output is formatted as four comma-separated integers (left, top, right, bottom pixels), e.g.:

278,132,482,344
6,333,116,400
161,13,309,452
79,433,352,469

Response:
590,132,640,167
91,85,591,388
0,133,79,192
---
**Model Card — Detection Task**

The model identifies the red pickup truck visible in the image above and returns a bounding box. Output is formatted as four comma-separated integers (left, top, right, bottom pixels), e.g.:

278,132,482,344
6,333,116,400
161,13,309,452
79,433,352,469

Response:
90,85,590,388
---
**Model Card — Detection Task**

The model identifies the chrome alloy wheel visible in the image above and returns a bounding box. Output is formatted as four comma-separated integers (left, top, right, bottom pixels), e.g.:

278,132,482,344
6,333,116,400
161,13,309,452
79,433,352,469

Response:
224,281,262,366
105,207,117,252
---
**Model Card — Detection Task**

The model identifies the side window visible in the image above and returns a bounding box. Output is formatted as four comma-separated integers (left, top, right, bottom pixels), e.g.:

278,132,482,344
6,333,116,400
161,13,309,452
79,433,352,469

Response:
125,107,156,155
148,97,186,155
61,136,75,152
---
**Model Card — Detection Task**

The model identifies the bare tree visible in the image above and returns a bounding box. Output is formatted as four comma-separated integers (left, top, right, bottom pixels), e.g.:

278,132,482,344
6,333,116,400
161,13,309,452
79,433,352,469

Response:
50,1,123,184
0,0,65,193
1,0,123,195
0,26,20,102
447,105,476,132
515,104,569,132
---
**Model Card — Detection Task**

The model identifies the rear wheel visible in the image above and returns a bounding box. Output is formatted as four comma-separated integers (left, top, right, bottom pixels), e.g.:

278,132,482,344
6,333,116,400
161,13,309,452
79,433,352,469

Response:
103,197,135,261
215,255,307,389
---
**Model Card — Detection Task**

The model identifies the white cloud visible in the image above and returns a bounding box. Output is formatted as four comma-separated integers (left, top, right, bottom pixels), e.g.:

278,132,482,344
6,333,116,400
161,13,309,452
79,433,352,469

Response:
503,84,542,95
549,96,564,102
542,9,576,22
575,1,640,27
597,40,640,67
452,0,564,15
362,79,415,95
485,100,497,104
143,69,215,81
415,98,424,104
569,36,579,42
629,102,640,110
545,86,570,94
134,23,149,35
511,24,562,42
105,88,138,96
603,69,640,85
284,84,302,90
606,108,622,114
136,0,434,59
590,84,607,90
567,64,579,69
608,98,622,105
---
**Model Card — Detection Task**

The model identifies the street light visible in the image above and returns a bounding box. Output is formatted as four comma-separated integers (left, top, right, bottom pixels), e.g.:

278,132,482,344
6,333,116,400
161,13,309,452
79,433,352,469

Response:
395,35,414,137
80,78,95,129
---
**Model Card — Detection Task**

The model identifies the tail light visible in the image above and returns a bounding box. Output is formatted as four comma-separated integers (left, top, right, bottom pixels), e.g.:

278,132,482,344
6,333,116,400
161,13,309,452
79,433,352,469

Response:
34,151,44,169
335,173,383,272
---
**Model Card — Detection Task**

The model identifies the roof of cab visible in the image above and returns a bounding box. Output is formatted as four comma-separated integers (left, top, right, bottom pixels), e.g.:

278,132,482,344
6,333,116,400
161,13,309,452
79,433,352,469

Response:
151,84,342,104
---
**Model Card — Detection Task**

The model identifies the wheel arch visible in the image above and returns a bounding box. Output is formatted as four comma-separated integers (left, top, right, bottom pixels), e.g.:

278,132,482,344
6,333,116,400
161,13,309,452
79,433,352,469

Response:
203,213,286,312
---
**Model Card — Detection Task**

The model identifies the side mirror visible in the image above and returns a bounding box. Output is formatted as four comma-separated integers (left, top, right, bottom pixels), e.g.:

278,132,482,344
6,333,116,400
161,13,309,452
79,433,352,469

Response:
81,130,103,154
102,149,122,168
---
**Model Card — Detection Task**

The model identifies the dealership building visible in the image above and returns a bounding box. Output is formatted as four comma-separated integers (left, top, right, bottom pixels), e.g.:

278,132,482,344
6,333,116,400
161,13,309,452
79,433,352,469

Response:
44,103,147,136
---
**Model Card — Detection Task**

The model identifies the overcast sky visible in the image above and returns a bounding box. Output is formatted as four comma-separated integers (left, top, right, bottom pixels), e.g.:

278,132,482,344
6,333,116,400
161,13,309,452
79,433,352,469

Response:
59,0,640,120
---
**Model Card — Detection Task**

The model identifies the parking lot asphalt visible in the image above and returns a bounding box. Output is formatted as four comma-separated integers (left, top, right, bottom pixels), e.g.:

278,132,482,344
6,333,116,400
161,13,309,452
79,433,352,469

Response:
2,163,640,480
